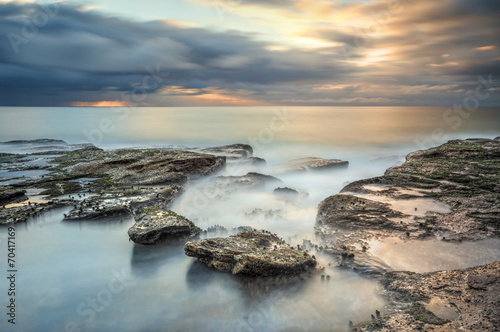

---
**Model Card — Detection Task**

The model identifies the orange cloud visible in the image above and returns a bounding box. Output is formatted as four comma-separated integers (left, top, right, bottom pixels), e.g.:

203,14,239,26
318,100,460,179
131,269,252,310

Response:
476,45,496,51
193,93,271,106
70,101,131,107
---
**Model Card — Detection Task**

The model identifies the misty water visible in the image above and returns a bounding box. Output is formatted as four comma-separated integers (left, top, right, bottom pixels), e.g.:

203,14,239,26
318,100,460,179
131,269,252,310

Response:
1,107,500,331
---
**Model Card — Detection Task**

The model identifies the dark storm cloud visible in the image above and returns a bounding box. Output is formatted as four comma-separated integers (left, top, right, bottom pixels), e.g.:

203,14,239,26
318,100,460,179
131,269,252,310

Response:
0,1,350,105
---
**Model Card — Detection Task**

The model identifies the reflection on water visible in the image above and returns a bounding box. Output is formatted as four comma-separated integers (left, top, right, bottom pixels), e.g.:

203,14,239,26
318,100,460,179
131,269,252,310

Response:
5,188,50,208
369,237,500,273
0,202,385,332
425,298,460,321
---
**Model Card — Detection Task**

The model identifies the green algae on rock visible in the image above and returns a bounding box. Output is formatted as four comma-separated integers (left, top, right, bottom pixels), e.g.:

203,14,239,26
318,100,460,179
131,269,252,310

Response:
317,139,500,256
184,230,317,277
0,187,27,205
55,147,226,186
129,206,201,245
358,261,500,332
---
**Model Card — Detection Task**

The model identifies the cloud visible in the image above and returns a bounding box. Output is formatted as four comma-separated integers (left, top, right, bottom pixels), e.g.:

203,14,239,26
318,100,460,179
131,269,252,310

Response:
0,0,499,106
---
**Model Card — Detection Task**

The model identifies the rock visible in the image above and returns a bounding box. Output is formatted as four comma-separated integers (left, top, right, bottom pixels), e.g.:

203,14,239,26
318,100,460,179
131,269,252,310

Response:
77,145,104,153
247,157,266,166
64,205,132,221
128,206,200,245
273,187,309,199
317,194,402,229
1,139,67,145
242,208,285,221
57,148,226,186
199,144,253,159
0,198,75,225
273,187,299,196
206,172,283,194
129,185,183,213
316,139,500,267
231,157,266,167
375,261,500,331
0,187,27,205
465,138,495,143
273,157,348,173
467,274,499,290
494,136,500,141
184,230,317,277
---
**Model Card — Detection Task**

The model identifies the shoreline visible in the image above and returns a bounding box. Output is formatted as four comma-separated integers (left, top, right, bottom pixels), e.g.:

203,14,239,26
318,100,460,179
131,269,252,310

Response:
0,137,499,330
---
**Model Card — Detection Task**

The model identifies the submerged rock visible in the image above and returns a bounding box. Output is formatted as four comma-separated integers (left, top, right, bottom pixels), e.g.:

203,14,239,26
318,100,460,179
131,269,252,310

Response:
129,206,200,245
206,172,283,195
273,187,309,200
273,187,299,196
247,157,266,166
273,157,348,173
184,230,317,277
199,144,253,159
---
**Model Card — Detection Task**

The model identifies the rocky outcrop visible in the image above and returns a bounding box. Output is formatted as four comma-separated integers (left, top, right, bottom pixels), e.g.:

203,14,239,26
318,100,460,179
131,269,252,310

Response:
184,230,317,277
0,199,74,224
199,144,253,159
129,185,183,214
315,139,500,279
56,148,226,186
317,139,500,256
274,157,348,173
0,187,27,206
63,205,132,221
273,187,299,196
205,172,283,195
357,261,500,331
318,194,404,230
129,206,200,245
1,139,67,145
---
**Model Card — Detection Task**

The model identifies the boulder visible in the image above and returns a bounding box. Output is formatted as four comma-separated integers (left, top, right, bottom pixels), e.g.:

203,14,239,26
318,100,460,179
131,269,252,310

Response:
184,230,317,277
129,207,200,245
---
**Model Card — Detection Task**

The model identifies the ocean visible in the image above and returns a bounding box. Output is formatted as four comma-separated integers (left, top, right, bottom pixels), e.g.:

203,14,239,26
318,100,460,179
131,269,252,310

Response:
0,106,499,331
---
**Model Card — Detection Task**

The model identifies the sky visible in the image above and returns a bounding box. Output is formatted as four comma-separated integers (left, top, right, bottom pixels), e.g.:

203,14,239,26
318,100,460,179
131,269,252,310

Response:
0,0,499,106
